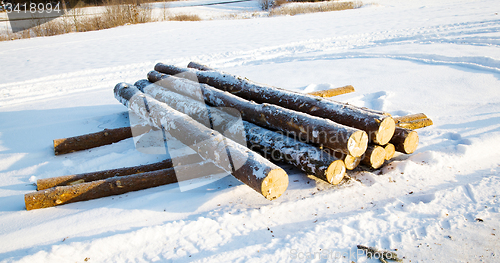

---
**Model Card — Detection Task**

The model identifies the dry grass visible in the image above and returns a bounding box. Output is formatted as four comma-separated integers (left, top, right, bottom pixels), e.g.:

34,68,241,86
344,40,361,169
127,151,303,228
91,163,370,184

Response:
269,1,363,16
0,0,155,41
168,14,202,21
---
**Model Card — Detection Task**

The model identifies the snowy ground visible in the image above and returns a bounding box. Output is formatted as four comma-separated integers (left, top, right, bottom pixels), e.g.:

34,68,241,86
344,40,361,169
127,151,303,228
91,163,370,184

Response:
1,0,500,262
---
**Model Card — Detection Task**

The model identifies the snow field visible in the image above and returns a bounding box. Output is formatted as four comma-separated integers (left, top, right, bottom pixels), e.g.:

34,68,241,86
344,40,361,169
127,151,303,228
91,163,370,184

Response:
1,0,500,262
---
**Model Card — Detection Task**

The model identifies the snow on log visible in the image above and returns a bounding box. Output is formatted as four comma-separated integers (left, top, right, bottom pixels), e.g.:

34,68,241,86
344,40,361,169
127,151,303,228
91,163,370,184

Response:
154,63,395,145
36,153,203,191
361,145,386,169
53,124,151,155
307,85,355,97
146,71,368,157
25,161,221,210
244,122,346,185
134,80,346,184
390,127,419,154
114,83,288,200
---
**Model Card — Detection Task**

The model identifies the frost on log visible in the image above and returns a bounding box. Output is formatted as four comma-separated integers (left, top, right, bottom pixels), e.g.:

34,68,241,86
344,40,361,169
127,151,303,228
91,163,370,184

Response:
134,80,346,185
154,63,395,145
114,83,289,200
146,71,368,158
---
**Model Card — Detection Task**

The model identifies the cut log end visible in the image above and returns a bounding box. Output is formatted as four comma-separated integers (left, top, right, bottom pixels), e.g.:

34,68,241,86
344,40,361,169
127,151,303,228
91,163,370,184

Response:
325,160,346,185
384,143,396,160
347,130,369,158
260,168,289,200
403,130,419,154
345,155,361,170
362,146,386,169
374,117,396,145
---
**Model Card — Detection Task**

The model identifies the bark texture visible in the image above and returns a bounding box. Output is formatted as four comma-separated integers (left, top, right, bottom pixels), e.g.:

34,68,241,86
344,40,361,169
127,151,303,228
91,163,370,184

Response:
114,83,288,200
36,153,203,190
390,127,419,154
307,85,355,97
53,124,151,155
396,118,433,130
146,71,368,157
154,63,395,145
135,79,346,184
25,162,221,210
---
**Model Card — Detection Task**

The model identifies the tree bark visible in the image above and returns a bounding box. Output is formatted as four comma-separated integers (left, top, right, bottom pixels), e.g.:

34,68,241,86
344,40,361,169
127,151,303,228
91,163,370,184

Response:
390,127,419,154
135,79,346,185
114,83,288,200
53,124,151,155
396,118,433,130
307,85,355,97
146,71,368,157
25,161,222,210
244,122,346,185
393,113,428,123
36,153,203,190
361,145,386,169
154,63,395,145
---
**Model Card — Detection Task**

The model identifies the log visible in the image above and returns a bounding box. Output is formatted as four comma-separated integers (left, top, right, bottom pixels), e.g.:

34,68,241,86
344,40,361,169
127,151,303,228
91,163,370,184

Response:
244,122,346,185
396,118,433,130
390,127,419,154
154,63,395,145
187,61,215,71
393,113,428,123
53,124,151,155
25,161,222,210
115,83,288,200
36,153,203,190
331,150,361,170
307,85,356,97
383,143,396,160
146,71,368,157
135,80,346,184
394,113,433,129
361,145,386,169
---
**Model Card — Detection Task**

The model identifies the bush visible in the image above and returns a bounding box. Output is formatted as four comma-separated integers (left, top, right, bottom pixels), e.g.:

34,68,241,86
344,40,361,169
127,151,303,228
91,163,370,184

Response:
168,14,202,21
269,1,363,16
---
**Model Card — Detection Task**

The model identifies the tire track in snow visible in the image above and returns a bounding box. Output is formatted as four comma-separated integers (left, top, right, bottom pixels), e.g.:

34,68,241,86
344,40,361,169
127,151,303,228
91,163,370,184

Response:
2,19,499,109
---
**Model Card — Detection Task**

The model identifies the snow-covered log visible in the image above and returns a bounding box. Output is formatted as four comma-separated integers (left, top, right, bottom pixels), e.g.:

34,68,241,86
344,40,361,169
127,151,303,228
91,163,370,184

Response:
114,83,288,200
25,161,221,210
53,124,151,155
244,122,346,185
135,80,346,184
154,63,395,145
36,153,203,191
146,71,368,157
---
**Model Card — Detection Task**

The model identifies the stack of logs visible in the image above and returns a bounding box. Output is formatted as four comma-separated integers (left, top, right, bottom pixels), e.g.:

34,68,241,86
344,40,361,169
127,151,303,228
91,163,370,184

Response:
24,62,432,210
